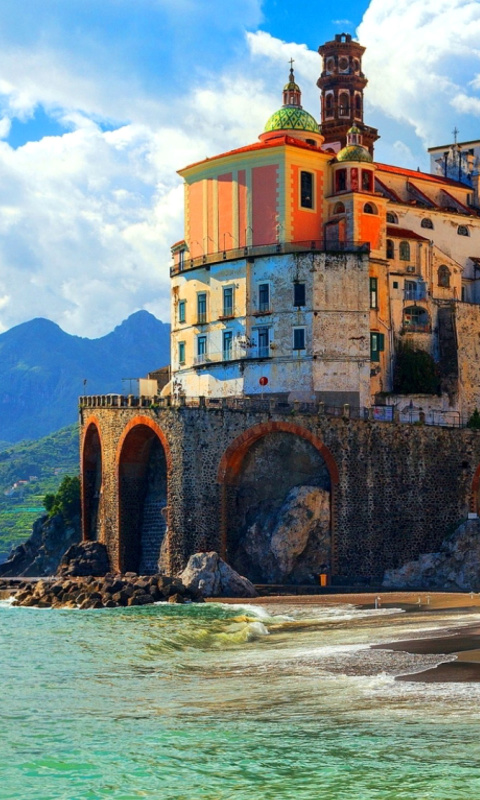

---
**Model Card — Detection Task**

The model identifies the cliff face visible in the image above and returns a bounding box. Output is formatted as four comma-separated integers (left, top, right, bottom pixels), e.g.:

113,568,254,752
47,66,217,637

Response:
0,513,80,577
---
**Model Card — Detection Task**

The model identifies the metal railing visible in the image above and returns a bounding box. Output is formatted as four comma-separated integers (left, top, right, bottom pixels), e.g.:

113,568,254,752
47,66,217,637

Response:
171,238,370,276
79,394,469,428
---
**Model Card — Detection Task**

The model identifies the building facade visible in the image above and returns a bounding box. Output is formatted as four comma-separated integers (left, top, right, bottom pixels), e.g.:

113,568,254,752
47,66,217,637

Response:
168,33,480,418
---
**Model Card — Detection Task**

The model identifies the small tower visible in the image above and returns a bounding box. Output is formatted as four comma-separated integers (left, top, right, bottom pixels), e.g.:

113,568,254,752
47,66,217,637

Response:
317,33,379,155
260,63,323,147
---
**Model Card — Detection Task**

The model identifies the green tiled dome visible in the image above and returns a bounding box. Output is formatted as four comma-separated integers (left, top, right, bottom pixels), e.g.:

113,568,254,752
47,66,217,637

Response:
264,106,319,134
336,144,373,163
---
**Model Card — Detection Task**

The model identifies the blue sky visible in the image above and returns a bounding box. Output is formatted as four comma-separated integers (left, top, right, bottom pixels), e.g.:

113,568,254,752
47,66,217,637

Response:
0,0,479,335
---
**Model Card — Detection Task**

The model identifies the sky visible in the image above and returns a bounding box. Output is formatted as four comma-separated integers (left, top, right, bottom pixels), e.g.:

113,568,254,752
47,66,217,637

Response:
1,0,480,336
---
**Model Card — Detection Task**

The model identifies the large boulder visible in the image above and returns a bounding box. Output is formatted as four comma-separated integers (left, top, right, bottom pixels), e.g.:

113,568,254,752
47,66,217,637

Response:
241,485,331,583
383,519,480,591
178,552,257,598
57,541,110,577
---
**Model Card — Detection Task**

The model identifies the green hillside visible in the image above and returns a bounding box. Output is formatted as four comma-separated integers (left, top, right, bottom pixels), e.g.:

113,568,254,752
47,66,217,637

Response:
0,424,79,561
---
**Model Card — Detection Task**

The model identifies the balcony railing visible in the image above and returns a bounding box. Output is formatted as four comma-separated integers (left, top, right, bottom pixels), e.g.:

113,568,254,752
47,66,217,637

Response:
191,346,272,367
196,312,207,324
171,238,370,276
404,289,427,302
402,323,431,333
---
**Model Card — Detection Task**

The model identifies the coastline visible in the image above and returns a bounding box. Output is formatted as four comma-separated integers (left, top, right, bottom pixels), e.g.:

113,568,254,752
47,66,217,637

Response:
209,591,480,683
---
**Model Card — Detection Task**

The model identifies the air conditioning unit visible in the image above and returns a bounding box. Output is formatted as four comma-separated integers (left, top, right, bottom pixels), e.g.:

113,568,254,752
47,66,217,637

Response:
406,266,416,273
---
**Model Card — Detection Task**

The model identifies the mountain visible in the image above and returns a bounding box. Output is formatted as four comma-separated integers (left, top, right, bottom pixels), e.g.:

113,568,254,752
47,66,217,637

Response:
0,310,170,442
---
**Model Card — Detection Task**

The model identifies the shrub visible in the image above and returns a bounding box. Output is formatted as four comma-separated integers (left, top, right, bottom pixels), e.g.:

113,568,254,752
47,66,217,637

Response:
43,475,81,522
467,408,480,429
393,342,440,395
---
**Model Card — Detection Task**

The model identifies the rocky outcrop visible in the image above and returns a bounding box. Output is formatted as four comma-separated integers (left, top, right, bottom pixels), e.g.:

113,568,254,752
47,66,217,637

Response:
57,541,111,577
383,519,480,591
239,485,331,583
178,551,257,598
0,513,80,578
2,572,202,608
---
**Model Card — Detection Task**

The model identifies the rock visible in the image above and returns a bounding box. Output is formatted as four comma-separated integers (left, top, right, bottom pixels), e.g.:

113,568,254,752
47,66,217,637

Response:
57,541,110,577
178,552,257,598
241,485,331,583
383,519,480,591
168,593,185,604
0,513,81,578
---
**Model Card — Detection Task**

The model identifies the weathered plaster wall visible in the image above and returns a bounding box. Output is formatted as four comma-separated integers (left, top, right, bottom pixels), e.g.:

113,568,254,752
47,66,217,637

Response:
456,302,480,417
81,404,480,581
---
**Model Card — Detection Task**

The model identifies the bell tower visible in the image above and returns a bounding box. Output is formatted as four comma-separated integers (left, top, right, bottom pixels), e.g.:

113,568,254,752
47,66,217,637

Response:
317,33,379,155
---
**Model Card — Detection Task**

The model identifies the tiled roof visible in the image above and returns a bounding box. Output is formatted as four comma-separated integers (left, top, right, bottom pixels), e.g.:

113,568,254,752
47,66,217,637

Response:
375,162,468,190
386,226,430,241
179,136,321,173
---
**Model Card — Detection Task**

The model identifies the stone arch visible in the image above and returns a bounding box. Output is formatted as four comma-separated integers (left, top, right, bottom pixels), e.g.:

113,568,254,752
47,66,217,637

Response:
218,422,339,583
471,464,480,513
81,416,103,542
116,416,172,574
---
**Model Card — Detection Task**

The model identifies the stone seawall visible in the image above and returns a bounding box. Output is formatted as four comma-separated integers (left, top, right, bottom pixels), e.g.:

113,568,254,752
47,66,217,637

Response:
80,404,480,581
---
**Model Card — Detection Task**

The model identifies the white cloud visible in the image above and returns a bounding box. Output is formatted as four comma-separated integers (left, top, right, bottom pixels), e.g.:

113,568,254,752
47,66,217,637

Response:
358,0,480,145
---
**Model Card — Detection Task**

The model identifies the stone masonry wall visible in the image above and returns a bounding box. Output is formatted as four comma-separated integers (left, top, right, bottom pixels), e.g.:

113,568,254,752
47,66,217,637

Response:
80,404,480,580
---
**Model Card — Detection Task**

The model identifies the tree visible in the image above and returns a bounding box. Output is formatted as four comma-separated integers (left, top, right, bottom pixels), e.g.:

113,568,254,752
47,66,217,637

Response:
393,342,440,395
43,475,81,522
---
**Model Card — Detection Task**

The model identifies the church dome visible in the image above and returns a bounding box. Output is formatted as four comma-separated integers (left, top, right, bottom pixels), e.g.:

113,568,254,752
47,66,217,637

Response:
264,106,319,135
336,145,373,163
336,125,373,162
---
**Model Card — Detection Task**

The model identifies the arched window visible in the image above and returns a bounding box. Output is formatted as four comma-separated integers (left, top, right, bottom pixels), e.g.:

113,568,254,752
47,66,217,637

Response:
386,212,398,224
339,92,350,116
333,202,345,214
325,93,334,117
458,225,469,236
335,169,347,192
364,202,377,214
421,218,434,229
386,239,394,259
399,241,410,261
438,265,451,288
362,170,373,192
403,306,430,332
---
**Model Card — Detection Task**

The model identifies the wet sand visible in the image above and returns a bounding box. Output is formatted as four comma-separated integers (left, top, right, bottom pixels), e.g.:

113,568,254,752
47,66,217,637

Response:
211,592,480,683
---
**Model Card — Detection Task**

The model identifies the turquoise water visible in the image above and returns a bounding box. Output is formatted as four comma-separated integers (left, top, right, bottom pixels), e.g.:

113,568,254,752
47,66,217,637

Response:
2,600,480,800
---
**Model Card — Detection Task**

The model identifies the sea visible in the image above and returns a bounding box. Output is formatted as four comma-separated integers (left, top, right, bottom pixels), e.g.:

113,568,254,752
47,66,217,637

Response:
1,599,480,800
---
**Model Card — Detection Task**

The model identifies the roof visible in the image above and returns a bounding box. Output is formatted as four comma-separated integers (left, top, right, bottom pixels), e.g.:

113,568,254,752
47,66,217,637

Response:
386,226,430,242
428,139,480,151
375,176,403,203
375,162,468,190
264,106,319,134
179,135,323,174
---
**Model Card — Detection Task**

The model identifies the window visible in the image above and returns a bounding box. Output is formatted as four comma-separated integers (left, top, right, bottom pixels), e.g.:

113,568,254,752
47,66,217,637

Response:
458,225,469,236
399,241,410,261
335,169,347,192
258,283,270,312
362,170,373,192
339,92,350,116
197,335,207,359
178,250,185,271
386,239,394,259
300,171,314,209
355,93,362,116
293,282,306,307
370,332,385,362
333,202,345,214
223,287,233,317
223,330,233,361
386,212,398,224
197,292,207,324
363,202,377,214
403,306,430,332
369,277,378,309
404,280,417,301
421,218,433,229
293,327,306,350
438,265,451,288
393,281,398,289
325,92,334,116
178,300,186,324
256,327,270,358
178,341,186,365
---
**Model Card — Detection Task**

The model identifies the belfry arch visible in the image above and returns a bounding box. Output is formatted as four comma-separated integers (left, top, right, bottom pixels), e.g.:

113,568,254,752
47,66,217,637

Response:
218,422,339,584
81,418,103,542
117,417,171,574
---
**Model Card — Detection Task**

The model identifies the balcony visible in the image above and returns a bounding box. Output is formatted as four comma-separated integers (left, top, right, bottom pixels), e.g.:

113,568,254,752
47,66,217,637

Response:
170,238,370,276
404,288,427,302
196,313,207,325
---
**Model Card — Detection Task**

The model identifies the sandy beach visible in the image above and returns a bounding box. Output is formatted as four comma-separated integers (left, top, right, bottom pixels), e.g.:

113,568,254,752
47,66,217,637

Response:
210,591,480,682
